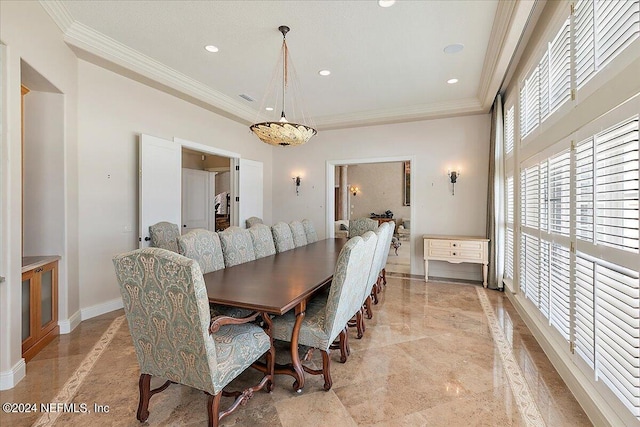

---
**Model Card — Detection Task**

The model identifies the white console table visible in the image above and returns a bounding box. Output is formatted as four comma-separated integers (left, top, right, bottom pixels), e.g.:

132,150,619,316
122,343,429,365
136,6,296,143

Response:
423,235,489,287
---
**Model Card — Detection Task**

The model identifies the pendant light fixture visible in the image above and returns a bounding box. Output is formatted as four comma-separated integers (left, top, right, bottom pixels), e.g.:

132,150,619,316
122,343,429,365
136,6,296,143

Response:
250,26,317,147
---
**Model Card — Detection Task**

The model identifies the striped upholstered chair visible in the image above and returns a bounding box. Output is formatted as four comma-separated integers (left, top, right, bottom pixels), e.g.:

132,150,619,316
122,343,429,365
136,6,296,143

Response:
218,226,256,267
302,219,319,243
271,232,377,391
289,220,308,247
271,222,295,253
113,248,273,427
347,217,378,238
361,222,393,323
248,224,276,259
149,221,180,252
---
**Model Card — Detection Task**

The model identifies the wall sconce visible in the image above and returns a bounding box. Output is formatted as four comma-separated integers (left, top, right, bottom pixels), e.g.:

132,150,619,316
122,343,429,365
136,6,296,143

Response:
350,186,359,196
448,169,460,195
293,176,301,195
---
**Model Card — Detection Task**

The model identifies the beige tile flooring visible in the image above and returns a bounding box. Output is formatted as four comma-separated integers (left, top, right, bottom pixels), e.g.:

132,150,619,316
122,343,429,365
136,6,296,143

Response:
385,242,410,274
0,277,592,427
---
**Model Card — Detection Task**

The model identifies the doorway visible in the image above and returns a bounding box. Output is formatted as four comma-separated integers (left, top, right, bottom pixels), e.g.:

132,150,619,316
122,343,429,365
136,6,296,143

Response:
326,156,416,275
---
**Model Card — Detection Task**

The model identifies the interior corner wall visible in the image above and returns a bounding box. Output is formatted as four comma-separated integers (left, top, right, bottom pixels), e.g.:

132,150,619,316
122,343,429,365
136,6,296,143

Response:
0,0,79,387
270,114,491,281
76,60,274,310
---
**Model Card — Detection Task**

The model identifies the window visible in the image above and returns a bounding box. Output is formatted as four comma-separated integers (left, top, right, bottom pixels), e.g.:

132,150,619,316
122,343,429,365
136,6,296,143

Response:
505,105,515,155
575,0,640,89
505,176,515,280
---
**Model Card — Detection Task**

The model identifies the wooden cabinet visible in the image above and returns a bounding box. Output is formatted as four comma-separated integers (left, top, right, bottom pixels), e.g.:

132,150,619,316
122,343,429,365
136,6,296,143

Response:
423,235,489,287
22,256,60,361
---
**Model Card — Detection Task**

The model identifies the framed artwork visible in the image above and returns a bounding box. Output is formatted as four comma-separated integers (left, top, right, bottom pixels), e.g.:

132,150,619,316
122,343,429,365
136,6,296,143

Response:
403,161,410,206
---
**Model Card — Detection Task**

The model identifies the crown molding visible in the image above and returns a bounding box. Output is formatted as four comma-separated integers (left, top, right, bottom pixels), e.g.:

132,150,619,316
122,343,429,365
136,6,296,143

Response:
39,0,74,32
477,0,538,109
314,98,485,130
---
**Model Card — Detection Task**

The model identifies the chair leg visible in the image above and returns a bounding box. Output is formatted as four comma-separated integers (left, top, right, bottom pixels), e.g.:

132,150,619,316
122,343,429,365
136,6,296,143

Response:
356,308,365,339
365,296,373,320
206,392,223,427
382,268,387,285
339,329,349,363
372,284,379,305
137,374,151,422
321,350,333,390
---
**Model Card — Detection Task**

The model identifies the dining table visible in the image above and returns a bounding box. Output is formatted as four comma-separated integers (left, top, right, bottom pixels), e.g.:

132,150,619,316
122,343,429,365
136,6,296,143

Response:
203,237,347,392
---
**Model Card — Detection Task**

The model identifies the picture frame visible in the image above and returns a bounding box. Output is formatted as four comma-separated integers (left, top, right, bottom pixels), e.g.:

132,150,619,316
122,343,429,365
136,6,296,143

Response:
403,161,410,206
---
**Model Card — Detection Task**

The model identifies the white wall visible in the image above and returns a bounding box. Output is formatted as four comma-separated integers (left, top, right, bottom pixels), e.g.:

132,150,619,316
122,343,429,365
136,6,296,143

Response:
271,114,491,280
76,60,274,310
0,0,79,389
347,162,410,220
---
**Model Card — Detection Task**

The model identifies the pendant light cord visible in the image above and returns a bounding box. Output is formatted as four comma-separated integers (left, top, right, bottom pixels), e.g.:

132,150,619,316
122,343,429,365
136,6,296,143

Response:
281,36,288,120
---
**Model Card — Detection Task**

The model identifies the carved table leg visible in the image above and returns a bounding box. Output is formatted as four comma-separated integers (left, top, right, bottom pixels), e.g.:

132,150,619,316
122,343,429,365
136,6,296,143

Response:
291,301,306,392
261,312,275,392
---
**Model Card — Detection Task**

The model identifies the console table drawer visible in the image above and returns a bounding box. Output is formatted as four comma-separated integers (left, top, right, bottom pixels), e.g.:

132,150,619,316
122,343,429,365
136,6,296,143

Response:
428,240,483,250
427,248,484,261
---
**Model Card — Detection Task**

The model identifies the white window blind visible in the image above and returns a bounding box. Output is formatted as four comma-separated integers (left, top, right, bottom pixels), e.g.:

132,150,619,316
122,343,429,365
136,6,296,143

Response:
540,161,549,232
576,137,595,242
595,115,639,253
594,261,640,417
539,239,551,319
507,176,515,224
550,151,571,236
548,18,572,115
550,243,571,340
522,165,540,229
520,233,528,295
505,105,515,154
595,0,640,69
506,175,515,281
520,67,540,138
506,228,514,280
524,233,540,306
575,253,596,369
576,0,640,89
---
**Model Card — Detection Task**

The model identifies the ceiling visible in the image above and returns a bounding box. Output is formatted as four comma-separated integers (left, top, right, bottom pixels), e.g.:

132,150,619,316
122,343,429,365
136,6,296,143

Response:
42,1,535,130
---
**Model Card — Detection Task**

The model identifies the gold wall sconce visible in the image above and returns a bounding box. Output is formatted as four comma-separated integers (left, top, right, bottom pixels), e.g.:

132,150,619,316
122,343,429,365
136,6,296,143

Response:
350,186,360,196
448,169,460,195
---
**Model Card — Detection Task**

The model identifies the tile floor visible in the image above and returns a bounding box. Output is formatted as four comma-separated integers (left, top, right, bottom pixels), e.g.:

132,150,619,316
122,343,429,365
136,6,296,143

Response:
0,277,592,426
385,242,410,274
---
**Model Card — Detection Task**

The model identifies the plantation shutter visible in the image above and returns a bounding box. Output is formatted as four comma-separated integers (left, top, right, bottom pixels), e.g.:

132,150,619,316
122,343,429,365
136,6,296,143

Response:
506,228,514,280
520,233,528,295
550,243,571,340
506,176,515,280
549,151,571,236
524,233,540,305
524,165,540,228
505,106,515,154
595,0,640,70
594,262,640,416
548,17,572,114
575,253,596,369
575,0,596,89
539,239,551,319
576,137,595,242
521,67,540,138
594,115,640,253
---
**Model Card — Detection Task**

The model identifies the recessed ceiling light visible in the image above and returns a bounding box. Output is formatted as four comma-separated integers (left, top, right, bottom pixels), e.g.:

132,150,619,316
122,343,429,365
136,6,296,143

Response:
443,44,464,54
318,70,331,76
204,45,219,53
378,0,396,7
447,78,459,84
265,107,274,111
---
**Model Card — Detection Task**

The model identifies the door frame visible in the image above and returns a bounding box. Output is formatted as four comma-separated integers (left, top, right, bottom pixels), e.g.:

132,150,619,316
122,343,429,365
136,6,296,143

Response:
325,156,417,271
174,137,240,226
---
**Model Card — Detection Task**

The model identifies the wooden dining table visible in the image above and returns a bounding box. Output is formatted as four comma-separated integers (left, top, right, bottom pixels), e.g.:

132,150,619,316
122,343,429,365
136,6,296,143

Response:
203,238,347,391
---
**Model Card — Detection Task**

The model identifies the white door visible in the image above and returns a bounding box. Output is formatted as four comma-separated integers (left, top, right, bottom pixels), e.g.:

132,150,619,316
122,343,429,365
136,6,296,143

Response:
182,168,210,232
139,134,181,248
237,159,263,228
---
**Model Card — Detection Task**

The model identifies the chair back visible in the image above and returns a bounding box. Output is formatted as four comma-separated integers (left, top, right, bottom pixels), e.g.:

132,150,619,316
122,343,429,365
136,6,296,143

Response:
248,224,276,259
378,221,396,273
245,216,263,228
348,217,378,238
363,222,392,302
323,231,378,343
289,221,308,247
113,248,217,394
149,221,180,252
271,222,295,253
177,229,225,274
218,226,256,267
302,219,318,243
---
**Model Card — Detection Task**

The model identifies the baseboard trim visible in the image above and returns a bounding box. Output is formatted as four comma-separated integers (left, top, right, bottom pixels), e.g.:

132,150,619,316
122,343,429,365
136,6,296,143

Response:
80,297,123,321
0,359,26,390
505,290,637,427
58,310,81,334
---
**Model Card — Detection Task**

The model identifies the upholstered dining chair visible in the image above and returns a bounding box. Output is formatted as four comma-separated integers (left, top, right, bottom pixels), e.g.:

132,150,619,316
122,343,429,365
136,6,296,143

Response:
248,224,276,259
271,232,377,391
271,222,295,253
218,226,256,267
113,248,273,427
376,221,396,292
149,221,180,252
302,219,318,243
348,217,378,238
245,216,263,228
177,229,252,318
289,220,308,247
362,222,393,323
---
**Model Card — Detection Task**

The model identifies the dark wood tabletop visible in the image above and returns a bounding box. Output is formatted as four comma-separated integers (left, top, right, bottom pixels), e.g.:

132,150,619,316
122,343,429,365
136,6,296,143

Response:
204,238,347,315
